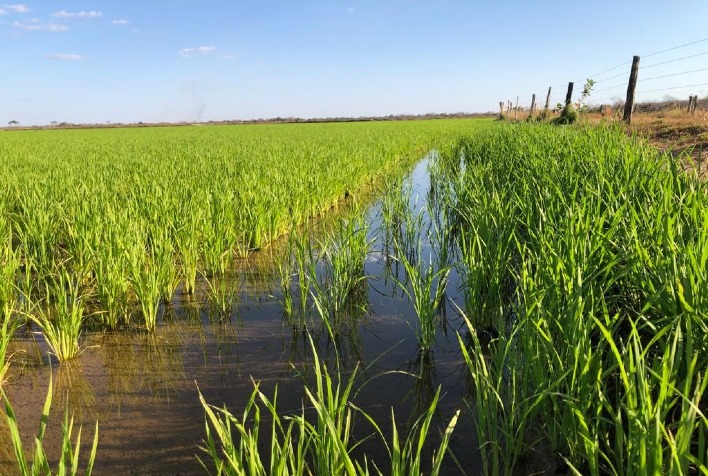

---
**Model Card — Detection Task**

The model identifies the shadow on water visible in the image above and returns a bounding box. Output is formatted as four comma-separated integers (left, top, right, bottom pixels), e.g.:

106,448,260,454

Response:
1,152,482,475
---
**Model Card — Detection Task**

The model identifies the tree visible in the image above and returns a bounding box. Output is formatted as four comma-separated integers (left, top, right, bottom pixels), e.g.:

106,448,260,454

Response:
8,120,18,126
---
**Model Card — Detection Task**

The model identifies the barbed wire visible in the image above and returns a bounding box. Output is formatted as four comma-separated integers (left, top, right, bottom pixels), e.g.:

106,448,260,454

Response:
643,50,708,70
637,82,708,95
511,38,708,109
639,67,708,82
642,37,708,59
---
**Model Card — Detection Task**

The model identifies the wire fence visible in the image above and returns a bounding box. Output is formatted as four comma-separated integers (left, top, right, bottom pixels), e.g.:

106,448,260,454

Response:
502,37,708,121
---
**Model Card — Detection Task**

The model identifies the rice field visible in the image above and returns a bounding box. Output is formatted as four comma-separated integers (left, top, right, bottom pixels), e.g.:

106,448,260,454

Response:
1,119,707,475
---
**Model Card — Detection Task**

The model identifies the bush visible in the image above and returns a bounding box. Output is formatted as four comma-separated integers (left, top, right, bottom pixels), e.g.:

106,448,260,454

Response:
552,103,578,125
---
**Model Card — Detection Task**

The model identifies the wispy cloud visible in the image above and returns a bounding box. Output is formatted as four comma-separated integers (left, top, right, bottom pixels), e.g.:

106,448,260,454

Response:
220,54,235,60
112,19,129,25
178,46,216,57
347,7,355,13
14,19,69,31
46,53,85,61
51,10,102,18
0,3,30,14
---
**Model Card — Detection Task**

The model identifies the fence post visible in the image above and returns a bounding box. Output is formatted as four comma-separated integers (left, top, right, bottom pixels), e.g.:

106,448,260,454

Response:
499,101,504,119
565,82,574,107
623,55,640,124
507,101,512,115
514,96,519,121
528,94,536,120
544,86,552,112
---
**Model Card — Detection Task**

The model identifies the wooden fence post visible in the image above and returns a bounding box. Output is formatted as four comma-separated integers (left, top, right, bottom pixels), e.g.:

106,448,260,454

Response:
528,94,536,120
565,82,574,107
507,101,512,115
623,55,640,124
514,96,519,121
499,101,504,119
544,87,552,112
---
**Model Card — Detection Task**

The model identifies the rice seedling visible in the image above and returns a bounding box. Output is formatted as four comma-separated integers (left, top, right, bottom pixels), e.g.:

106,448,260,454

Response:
28,270,90,362
199,336,459,475
2,374,99,476
94,253,130,330
309,214,372,334
0,316,18,388
392,248,450,352
275,243,296,319
201,272,240,322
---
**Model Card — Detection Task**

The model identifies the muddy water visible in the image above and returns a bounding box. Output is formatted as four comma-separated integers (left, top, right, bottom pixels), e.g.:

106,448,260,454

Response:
1,158,482,475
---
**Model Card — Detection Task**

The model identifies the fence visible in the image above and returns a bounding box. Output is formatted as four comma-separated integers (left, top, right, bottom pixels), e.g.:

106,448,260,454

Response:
500,37,708,124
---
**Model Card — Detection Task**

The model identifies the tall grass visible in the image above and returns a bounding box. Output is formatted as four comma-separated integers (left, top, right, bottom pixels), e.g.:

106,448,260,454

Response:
441,123,708,474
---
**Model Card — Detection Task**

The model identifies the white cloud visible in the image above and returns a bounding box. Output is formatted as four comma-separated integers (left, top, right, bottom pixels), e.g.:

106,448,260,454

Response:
52,10,102,18
112,19,129,25
179,46,216,57
0,4,30,14
46,53,85,61
220,55,235,60
14,19,69,31
347,7,355,12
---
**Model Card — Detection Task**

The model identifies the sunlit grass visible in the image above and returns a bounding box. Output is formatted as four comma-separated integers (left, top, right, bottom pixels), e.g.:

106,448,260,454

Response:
442,123,708,474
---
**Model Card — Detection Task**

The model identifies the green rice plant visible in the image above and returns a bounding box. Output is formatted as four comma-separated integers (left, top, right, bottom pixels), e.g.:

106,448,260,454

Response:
199,381,309,476
291,229,316,321
174,213,203,295
94,254,130,330
0,231,21,313
378,389,459,476
201,272,239,321
13,185,61,273
393,249,450,352
310,214,372,333
440,123,708,474
0,314,19,388
456,309,542,476
152,229,181,304
0,233,21,386
2,374,99,476
199,336,460,475
125,225,165,332
28,270,90,362
275,237,297,320
379,176,408,261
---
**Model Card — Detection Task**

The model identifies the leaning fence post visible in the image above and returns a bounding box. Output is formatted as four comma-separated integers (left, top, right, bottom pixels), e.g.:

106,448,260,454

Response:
623,55,640,124
544,86,552,112
528,94,536,120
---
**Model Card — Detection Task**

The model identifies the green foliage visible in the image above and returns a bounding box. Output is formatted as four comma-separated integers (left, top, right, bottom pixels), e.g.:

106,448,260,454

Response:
552,103,578,124
439,123,708,474
2,374,99,476
198,337,459,475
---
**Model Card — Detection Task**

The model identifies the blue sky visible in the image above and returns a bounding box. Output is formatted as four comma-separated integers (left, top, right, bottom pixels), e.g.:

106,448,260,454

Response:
1,1,708,125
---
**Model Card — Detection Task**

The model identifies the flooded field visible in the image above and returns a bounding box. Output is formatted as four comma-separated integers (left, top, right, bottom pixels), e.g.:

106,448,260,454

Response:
2,122,707,475
2,156,479,475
